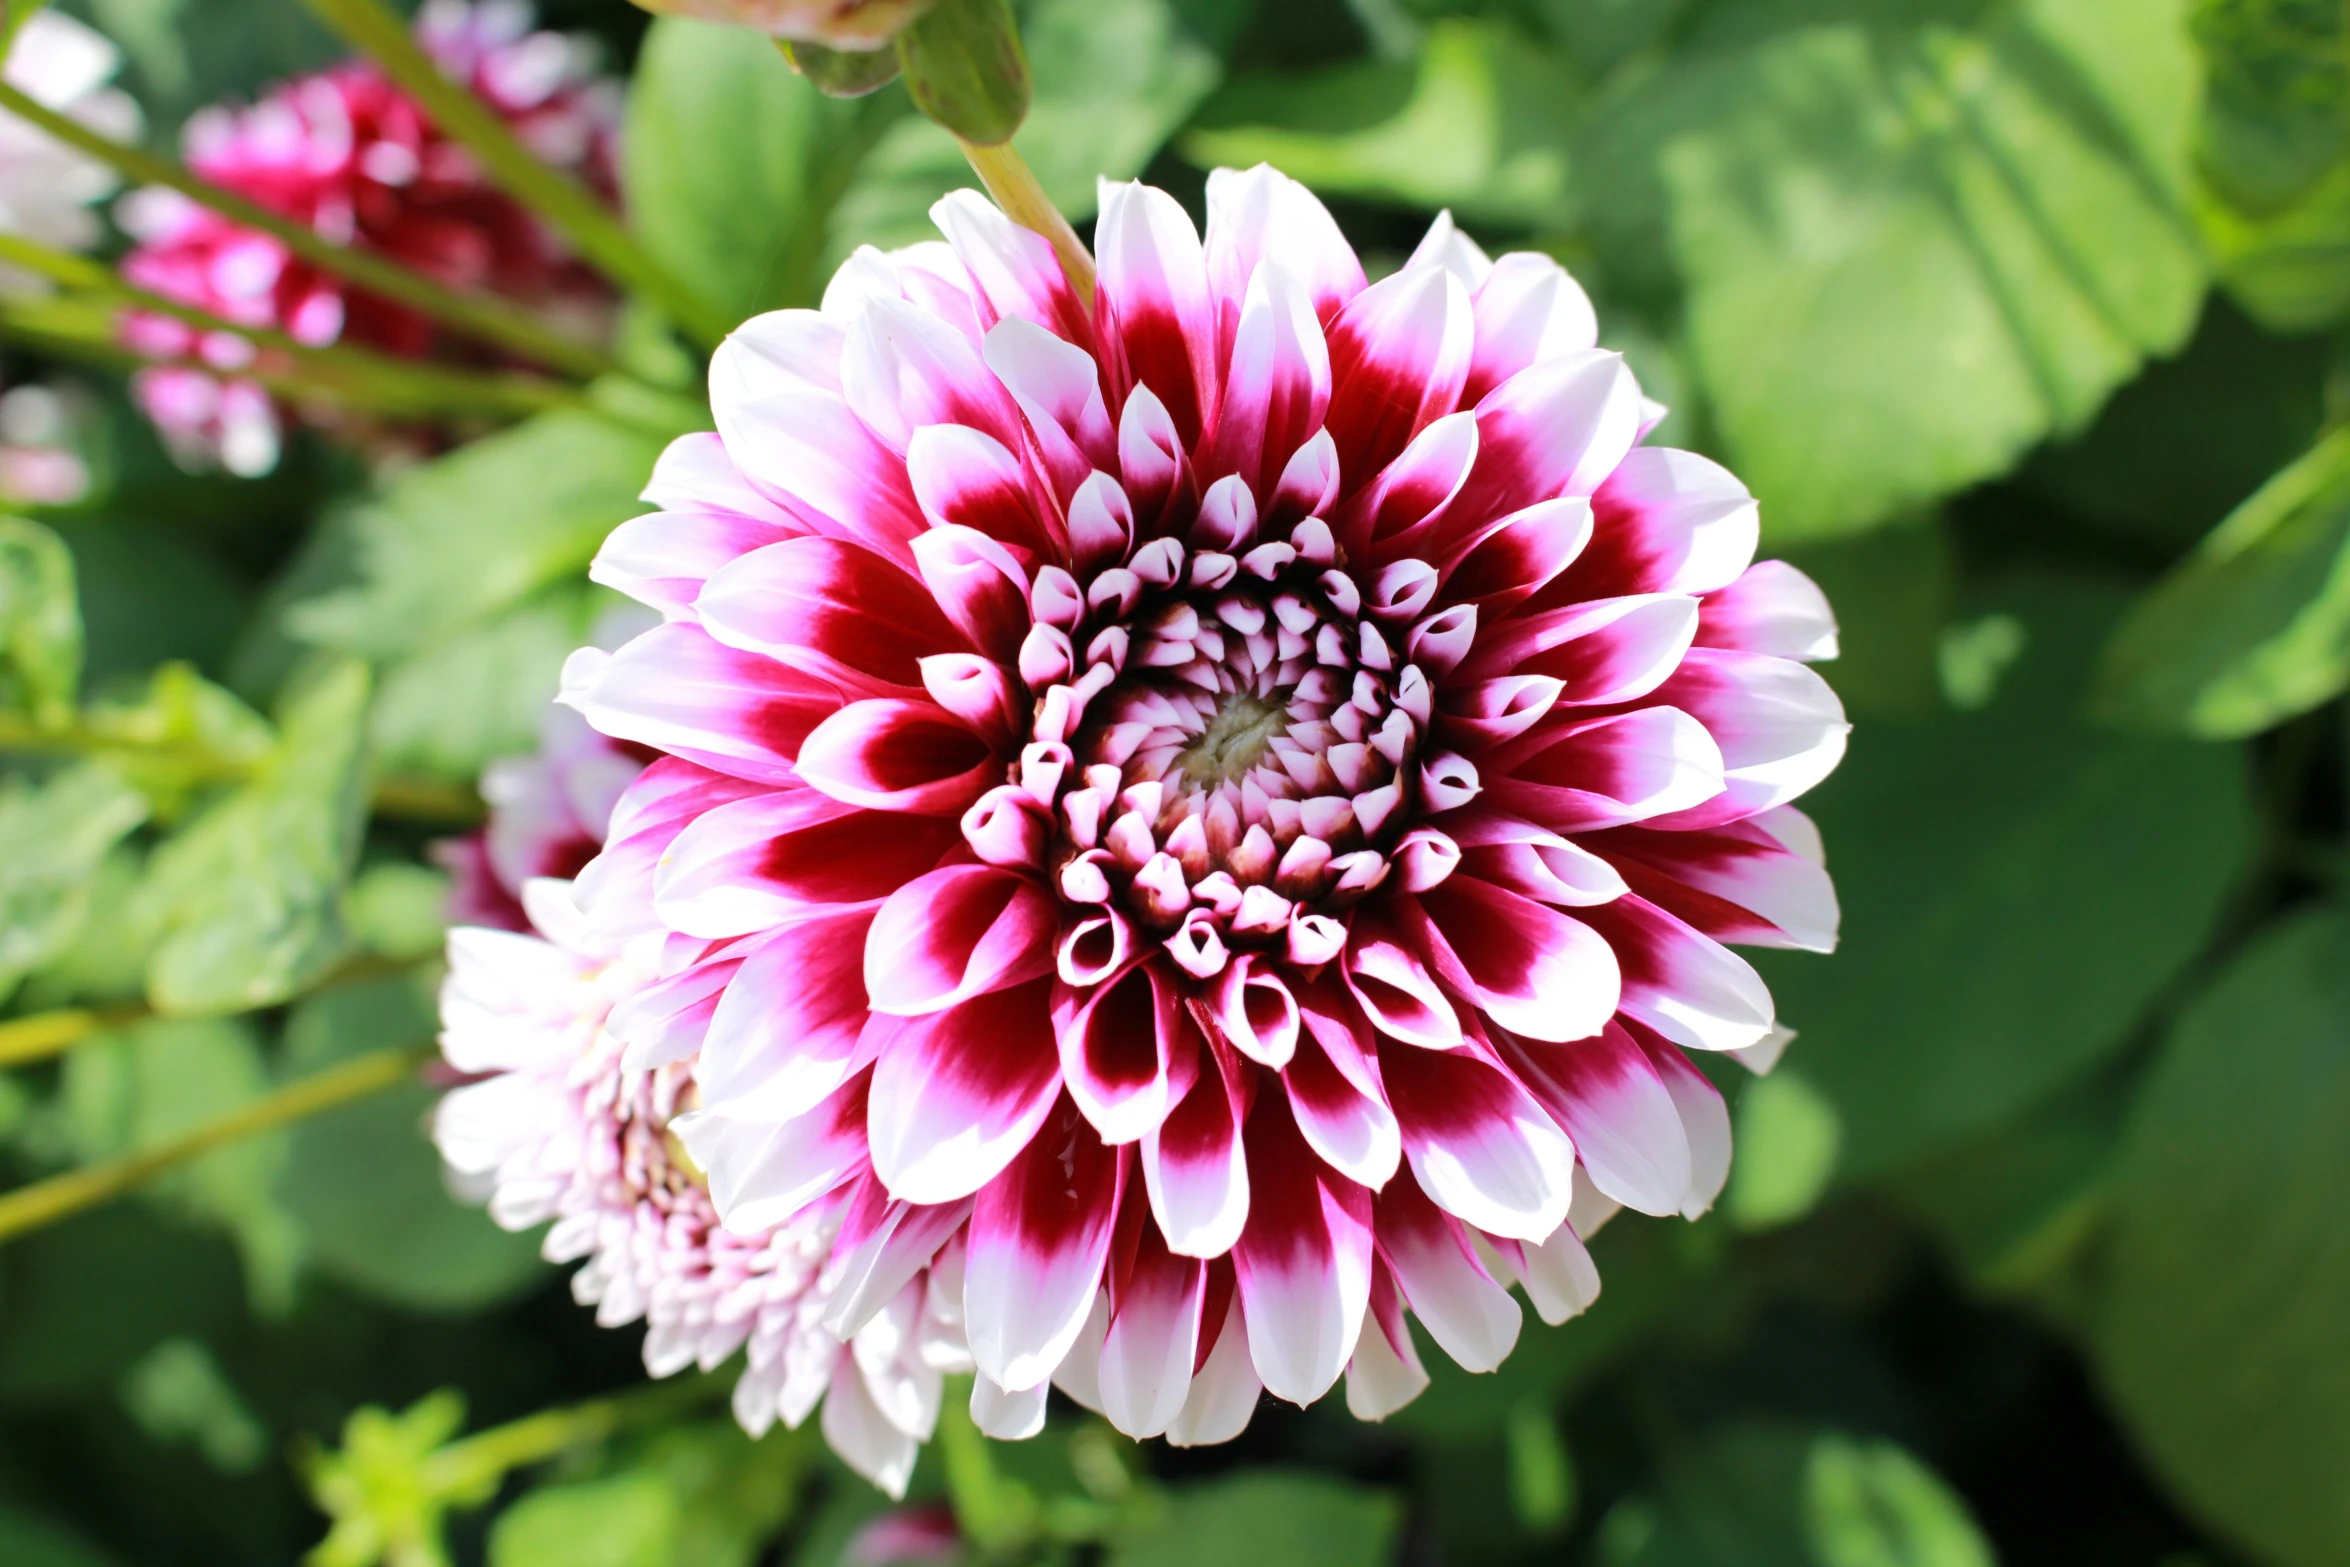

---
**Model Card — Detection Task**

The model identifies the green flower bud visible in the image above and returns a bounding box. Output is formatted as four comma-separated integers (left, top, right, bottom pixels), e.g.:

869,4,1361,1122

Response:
893,0,1030,146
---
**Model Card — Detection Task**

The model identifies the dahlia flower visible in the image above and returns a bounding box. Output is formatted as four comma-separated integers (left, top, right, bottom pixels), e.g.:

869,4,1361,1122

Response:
0,12,140,279
559,167,1846,1441
434,875,965,1495
117,0,618,475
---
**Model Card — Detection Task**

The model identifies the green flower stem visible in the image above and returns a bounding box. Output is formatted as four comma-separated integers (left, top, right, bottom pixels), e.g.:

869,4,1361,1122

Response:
0,78,616,379
0,234,581,422
289,0,733,349
959,138,1095,309
0,1004,137,1068
0,1044,425,1247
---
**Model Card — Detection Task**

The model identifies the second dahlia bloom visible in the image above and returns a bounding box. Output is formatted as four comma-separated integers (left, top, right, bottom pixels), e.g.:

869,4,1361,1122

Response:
117,0,618,474
562,169,1846,1439
434,876,964,1494
0,12,140,276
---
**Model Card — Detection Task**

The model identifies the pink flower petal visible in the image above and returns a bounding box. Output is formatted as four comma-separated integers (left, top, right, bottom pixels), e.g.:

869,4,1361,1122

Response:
795,698,1000,816
1141,1017,1250,1257
966,1094,1126,1391
1233,1089,1374,1405
1324,264,1473,488
697,536,964,696
1344,1262,1430,1420
1463,252,1598,404
656,788,960,938
866,863,1057,1017
1697,559,1840,662
1374,1173,1521,1372
1499,1023,1692,1218
1577,894,1775,1054
673,1070,870,1232
1379,1036,1576,1241
1099,1193,1208,1439
1096,179,1219,451
1052,959,1199,1144
867,978,1064,1204
697,907,880,1119
1397,876,1621,1044
562,627,830,785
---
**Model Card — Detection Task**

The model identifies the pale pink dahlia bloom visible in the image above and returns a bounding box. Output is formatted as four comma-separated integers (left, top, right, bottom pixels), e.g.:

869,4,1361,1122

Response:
434,877,965,1494
117,0,618,474
559,168,1846,1441
0,12,141,278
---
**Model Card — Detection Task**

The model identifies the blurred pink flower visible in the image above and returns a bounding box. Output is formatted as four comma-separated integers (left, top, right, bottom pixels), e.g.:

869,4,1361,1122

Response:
556,167,1845,1443
438,712,653,933
433,876,967,1496
117,0,618,474
0,12,141,275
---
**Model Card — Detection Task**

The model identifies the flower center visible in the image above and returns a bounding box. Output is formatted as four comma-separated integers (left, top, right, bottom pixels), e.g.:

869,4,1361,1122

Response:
1015,508,1440,981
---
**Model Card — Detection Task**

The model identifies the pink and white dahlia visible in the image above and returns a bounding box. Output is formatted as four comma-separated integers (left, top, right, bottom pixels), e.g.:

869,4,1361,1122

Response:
0,12,141,279
560,168,1846,1441
117,0,618,474
434,876,964,1495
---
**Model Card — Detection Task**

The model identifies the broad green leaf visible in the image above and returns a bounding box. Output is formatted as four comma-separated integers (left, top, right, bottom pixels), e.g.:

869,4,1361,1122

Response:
0,1502,117,1567
1803,1434,1994,1567
0,1202,245,1396
80,661,274,818
286,405,689,662
345,861,451,963
1649,0,2206,540
833,0,1221,253
1785,521,1955,721
17,847,155,1006
119,1336,268,1475
67,518,252,688
277,974,549,1313
624,20,885,323
61,1016,304,1311
1182,19,1576,226
2190,0,2350,328
2094,905,2350,1567
366,582,610,780
1107,1472,1400,1567
0,514,82,725
0,763,148,998
1758,577,2252,1175
1599,1425,1991,1567
490,1473,678,1567
141,657,371,1017
1725,1069,1843,1231
2094,424,2350,737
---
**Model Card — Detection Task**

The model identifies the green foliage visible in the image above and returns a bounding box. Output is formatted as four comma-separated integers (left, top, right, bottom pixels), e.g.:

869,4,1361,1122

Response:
2096,424,2350,735
2094,905,2350,1567
488,1424,807,1567
1725,1069,1843,1231
1757,578,2252,1176
138,656,371,1016
1106,1471,1400,1567
0,1503,117,1567
0,763,148,999
0,517,83,726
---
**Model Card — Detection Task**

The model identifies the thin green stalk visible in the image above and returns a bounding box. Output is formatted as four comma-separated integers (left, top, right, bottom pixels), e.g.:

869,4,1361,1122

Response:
0,233,580,422
0,1005,136,1068
0,1044,424,1246
289,0,732,348
0,78,615,379
959,138,1094,308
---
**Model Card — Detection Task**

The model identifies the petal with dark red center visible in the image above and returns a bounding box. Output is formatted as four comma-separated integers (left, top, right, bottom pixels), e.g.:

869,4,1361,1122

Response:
911,524,1032,663
1203,165,1366,349
931,189,1093,347
867,977,1064,1204
1378,1035,1575,1241
714,385,925,563
1398,876,1620,1044
1463,252,1598,404
1578,894,1775,1054
1545,445,1758,606
1447,349,1641,532
982,316,1116,499
1446,810,1628,907
1374,1173,1521,1372
656,789,960,937
1207,261,1332,503
1096,180,1218,451
1485,706,1725,833
1499,1023,1691,1218
1142,1013,1250,1257
698,536,962,696
1638,649,1849,829
1437,496,1594,618
795,698,1000,816
1051,960,1200,1143
840,294,1026,456
823,1186,975,1338
865,864,1056,1017
1324,264,1474,488
1285,1003,1403,1189
593,506,799,622
1696,559,1840,661
1636,1028,1730,1218
965,1094,1126,1391
561,629,829,786
1233,1089,1374,1405
1342,913,1464,1050
1345,409,1477,562
1585,820,1838,953
698,906,881,1119
1462,593,1699,707
905,423,1061,557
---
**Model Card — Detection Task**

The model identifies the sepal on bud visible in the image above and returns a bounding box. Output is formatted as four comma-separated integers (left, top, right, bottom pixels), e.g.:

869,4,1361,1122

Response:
894,0,1030,146
780,36,904,97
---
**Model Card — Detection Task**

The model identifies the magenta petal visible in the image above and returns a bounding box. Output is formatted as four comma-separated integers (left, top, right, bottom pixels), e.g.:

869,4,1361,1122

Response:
563,625,831,786
673,1071,870,1232
593,506,798,622
796,698,1000,816
656,787,960,938
1141,1017,1250,1258
1463,252,1598,404
1378,1036,1576,1241
1203,165,1366,353
1207,261,1331,503
905,422,1060,557
1051,960,1199,1144
840,292,1026,456
1096,179,1219,451
1285,998,1403,1190
1099,1197,1207,1439
1448,349,1642,531
965,1094,1126,1391
712,384,925,563
1500,1023,1693,1218
1374,1172,1522,1372
1487,706,1727,833
1233,1089,1375,1405
1345,1262,1430,1420
1398,877,1620,1044
697,535,963,695
698,907,879,1119
1639,649,1850,828
1342,913,1464,1050
1587,818,1839,953
1565,446,1759,601
931,188,1093,347
640,429,807,520
1577,894,1775,1053
865,864,1057,1017
867,977,1064,1204
1324,264,1474,487
1638,1029,1731,1218
822,1184,974,1338
910,523,1032,663
1697,559,1840,662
